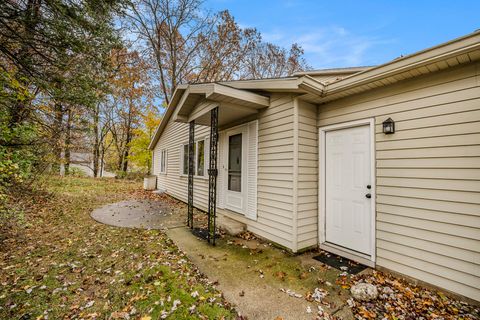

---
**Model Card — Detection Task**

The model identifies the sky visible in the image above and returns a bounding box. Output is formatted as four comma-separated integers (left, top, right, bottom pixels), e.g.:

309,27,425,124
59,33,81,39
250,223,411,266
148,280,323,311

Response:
205,0,480,70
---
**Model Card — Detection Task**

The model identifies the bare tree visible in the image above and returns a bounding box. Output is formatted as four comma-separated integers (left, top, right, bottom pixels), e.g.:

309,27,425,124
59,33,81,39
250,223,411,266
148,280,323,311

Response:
92,101,114,177
241,43,308,79
126,1,310,104
193,11,260,82
127,0,213,105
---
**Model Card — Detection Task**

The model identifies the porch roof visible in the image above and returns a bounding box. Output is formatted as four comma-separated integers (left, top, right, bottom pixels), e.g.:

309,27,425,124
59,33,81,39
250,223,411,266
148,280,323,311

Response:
148,76,325,149
171,82,269,126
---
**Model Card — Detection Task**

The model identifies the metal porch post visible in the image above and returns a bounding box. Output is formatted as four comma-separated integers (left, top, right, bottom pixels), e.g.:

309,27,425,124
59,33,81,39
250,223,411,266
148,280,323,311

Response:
207,107,219,245
187,120,195,228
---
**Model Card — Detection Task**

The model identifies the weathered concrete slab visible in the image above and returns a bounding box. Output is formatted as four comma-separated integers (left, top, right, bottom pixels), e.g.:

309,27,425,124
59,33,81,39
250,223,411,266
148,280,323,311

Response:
217,214,246,235
91,200,185,229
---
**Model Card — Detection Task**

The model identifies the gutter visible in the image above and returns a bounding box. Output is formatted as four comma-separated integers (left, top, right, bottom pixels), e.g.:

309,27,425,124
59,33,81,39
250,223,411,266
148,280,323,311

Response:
325,30,480,96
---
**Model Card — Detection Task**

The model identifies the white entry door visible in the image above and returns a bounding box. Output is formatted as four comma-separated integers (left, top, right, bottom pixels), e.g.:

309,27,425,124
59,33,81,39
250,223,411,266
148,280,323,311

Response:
324,124,372,255
224,126,247,214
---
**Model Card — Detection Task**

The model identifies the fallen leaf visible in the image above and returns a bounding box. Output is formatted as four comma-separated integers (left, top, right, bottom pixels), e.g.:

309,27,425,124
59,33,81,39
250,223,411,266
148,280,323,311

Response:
275,271,286,281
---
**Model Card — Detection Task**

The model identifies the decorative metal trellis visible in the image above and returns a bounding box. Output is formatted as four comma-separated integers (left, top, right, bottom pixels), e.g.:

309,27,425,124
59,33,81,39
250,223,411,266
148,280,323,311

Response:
187,120,195,229
207,107,219,245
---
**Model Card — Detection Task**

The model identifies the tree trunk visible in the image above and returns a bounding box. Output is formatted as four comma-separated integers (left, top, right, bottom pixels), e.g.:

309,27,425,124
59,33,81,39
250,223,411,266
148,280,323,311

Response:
100,145,105,177
64,107,72,175
120,100,134,173
117,151,124,172
122,149,129,172
92,104,100,177
53,102,64,174
122,130,132,172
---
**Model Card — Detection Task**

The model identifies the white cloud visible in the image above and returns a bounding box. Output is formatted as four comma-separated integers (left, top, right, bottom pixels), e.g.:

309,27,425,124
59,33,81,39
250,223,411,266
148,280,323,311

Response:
261,25,395,69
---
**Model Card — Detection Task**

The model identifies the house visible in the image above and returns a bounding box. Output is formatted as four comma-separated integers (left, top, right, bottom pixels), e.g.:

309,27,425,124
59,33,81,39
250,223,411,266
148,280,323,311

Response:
149,31,480,302
60,152,115,177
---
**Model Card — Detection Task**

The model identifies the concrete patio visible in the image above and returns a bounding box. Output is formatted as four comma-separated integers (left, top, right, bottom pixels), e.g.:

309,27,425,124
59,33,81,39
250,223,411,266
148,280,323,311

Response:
90,199,185,230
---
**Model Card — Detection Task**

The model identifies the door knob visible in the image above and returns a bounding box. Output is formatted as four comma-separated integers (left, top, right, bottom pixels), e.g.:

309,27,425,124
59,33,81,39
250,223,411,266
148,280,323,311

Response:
365,193,371,199
367,185,371,189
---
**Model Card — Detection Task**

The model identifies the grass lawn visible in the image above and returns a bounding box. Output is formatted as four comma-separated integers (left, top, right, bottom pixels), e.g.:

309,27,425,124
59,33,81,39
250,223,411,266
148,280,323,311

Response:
0,176,236,319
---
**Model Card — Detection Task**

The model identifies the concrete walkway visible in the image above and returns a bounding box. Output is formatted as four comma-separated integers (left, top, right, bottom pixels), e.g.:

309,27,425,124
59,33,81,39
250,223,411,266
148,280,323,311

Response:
91,199,353,319
91,199,185,229
167,227,353,320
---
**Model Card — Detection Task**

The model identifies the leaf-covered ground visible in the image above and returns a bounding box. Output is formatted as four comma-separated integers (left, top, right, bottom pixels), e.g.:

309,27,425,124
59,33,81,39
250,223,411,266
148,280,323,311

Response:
0,176,236,319
350,270,479,320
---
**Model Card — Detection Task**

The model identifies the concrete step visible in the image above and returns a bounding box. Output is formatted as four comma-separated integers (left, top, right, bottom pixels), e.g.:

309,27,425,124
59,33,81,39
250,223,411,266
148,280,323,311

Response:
217,214,246,236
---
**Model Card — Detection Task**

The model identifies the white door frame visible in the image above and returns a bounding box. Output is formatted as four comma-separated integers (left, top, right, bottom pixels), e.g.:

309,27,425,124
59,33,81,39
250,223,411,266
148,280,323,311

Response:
318,118,376,266
223,124,248,214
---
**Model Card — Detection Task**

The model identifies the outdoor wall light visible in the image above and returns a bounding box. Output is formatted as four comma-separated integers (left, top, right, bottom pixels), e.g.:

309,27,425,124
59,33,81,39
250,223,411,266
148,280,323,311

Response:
382,117,395,134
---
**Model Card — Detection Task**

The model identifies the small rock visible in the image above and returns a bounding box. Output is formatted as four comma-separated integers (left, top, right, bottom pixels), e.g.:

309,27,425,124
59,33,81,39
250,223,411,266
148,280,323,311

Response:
382,286,394,294
350,283,378,301
312,287,328,302
346,298,355,307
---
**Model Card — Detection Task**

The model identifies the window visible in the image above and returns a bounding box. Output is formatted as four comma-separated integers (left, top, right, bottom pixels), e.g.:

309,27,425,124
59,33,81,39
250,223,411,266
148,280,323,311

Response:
228,134,242,192
182,139,205,176
183,145,189,175
197,140,205,176
160,149,167,173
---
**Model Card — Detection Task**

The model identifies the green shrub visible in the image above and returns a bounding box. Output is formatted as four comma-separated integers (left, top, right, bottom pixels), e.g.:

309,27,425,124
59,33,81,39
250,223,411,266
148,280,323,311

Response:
67,167,87,178
114,170,144,181
0,70,37,221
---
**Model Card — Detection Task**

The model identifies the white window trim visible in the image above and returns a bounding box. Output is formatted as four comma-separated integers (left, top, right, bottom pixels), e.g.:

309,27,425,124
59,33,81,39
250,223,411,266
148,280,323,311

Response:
180,137,208,179
159,149,167,174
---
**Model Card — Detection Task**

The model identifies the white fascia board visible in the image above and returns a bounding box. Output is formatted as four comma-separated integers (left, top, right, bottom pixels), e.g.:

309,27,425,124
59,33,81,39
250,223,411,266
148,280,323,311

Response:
326,31,480,95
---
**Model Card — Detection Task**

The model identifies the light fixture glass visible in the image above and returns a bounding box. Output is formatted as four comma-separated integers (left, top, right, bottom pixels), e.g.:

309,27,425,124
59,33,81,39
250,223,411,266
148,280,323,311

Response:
382,117,395,134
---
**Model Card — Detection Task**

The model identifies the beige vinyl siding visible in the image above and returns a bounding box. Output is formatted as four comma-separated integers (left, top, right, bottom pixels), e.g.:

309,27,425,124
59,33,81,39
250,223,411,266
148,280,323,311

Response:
295,98,318,250
317,61,480,301
251,93,295,249
153,93,297,250
153,122,211,209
